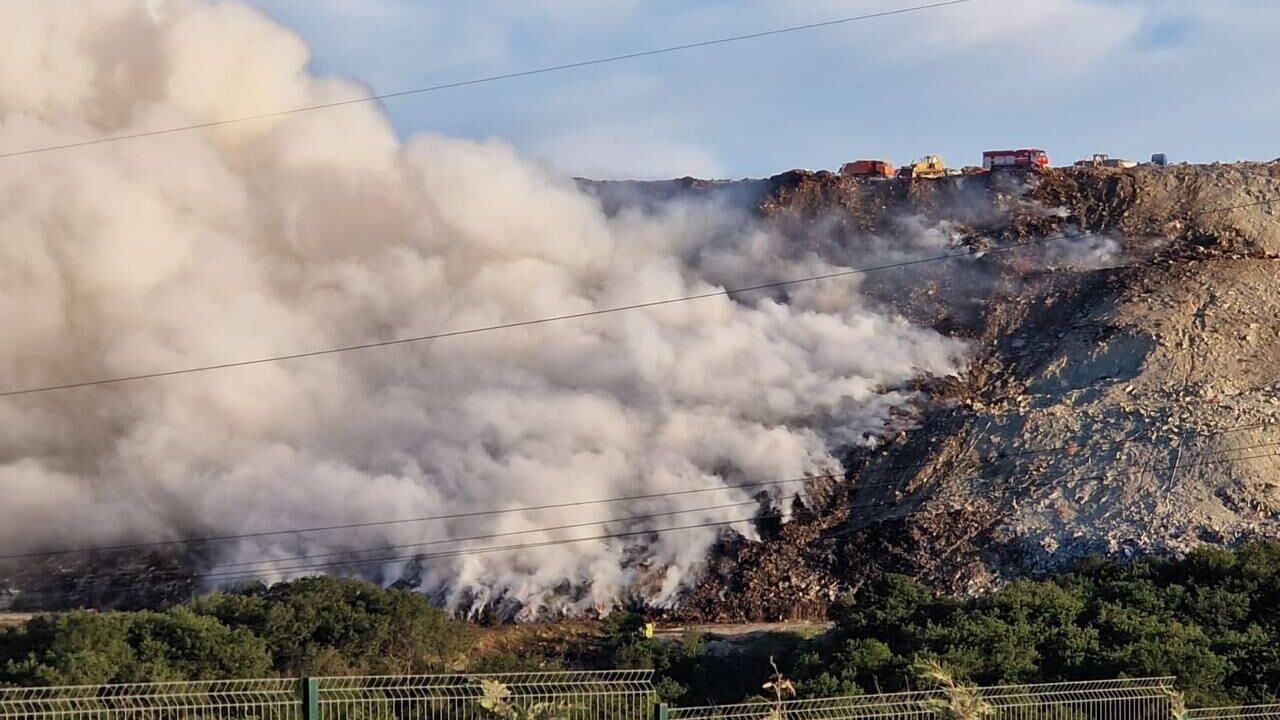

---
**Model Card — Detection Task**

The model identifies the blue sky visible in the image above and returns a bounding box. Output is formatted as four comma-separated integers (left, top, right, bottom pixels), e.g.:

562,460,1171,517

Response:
249,0,1280,179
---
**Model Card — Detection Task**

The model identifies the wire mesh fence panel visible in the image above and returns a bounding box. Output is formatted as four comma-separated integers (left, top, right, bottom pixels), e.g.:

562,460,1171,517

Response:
980,678,1177,720
668,678,1179,720
1187,707,1280,720
0,673,1181,720
0,679,302,720
668,690,948,720
314,671,656,720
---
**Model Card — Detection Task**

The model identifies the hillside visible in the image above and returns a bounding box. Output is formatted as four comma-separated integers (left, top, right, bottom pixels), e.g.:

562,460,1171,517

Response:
5,162,1279,621
591,161,1280,621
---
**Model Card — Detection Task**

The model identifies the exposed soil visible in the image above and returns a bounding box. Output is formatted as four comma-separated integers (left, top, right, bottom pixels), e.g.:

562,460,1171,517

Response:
8,163,1280,620
603,162,1280,622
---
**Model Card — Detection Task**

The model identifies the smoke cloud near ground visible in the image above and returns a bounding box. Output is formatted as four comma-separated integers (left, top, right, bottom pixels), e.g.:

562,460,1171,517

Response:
0,0,970,615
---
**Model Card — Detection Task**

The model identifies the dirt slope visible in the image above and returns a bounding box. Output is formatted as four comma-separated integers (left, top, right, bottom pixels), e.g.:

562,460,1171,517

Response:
603,162,1280,622
7,164,1279,619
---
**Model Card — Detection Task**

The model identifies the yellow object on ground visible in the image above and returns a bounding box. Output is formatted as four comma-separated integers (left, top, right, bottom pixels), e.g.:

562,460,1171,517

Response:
902,154,946,179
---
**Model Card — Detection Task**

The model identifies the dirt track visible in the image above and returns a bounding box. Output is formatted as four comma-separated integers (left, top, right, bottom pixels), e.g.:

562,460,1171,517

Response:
652,621,832,638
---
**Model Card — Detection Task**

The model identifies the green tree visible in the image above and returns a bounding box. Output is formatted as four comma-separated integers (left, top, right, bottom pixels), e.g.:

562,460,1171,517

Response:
0,612,135,686
125,607,271,681
190,576,473,674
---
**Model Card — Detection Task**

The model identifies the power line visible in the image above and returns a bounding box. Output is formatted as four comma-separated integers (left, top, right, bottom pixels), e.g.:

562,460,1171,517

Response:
195,439,1277,584
173,499,768,571
163,440,1280,572
0,245,989,399
0,476,824,562
2,198,1271,401
21,427,1278,589
3,400,1272,564
7,500,778,592
0,0,978,161
24,514,779,596
7,498,764,575
1,198,1274,562
34,439,1280,594
4,490,918,583
22,431,1280,596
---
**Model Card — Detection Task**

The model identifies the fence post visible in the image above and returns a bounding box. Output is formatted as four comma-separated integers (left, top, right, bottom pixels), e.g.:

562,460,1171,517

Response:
301,677,319,720
654,702,670,720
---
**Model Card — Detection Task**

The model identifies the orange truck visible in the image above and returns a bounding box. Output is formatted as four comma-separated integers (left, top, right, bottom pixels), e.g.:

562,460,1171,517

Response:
840,159,895,178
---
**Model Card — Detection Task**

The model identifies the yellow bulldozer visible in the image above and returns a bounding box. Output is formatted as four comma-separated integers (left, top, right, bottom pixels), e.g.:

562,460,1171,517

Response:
897,154,947,179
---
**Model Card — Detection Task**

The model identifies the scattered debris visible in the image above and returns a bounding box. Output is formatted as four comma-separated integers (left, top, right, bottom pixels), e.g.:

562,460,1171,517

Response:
646,162,1280,621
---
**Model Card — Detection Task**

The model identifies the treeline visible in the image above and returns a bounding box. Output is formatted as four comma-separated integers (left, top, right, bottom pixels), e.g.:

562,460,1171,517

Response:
614,542,1280,707
0,577,474,685
7,543,1280,707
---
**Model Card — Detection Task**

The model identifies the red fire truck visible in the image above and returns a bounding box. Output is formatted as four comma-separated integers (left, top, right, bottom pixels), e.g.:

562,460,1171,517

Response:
982,148,1050,171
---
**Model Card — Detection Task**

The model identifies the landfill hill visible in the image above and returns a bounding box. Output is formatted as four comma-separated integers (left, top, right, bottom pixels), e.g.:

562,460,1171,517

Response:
6,162,1279,621
588,161,1280,621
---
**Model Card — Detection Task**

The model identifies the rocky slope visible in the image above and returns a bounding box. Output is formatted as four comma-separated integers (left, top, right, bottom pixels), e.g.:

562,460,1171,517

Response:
7,163,1279,619
592,162,1280,622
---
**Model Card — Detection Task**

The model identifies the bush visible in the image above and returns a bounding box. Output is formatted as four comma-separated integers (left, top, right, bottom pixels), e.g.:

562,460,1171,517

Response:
772,543,1280,706
10,542,1280,706
0,577,473,684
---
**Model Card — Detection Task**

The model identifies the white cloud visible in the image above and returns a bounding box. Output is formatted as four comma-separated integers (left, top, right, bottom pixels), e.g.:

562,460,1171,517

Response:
891,0,1145,70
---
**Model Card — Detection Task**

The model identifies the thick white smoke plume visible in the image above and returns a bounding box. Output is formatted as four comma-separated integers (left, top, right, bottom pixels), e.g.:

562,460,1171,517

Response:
0,0,968,615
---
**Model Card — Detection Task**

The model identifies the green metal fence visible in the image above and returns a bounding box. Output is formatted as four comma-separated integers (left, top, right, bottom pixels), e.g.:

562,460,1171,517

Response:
664,677,1177,720
314,671,656,720
0,672,655,720
0,679,301,720
1187,707,1280,720
0,674,1187,720
979,678,1176,720
665,689,941,720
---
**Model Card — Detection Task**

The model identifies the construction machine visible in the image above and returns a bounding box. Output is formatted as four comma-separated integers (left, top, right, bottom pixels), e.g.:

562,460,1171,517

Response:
898,155,947,179
1075,153,1136,169
1075,154,1111,167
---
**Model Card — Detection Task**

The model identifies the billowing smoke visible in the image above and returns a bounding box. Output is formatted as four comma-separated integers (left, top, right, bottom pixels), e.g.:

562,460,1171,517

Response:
0,0,969,615
1042,232,1124,270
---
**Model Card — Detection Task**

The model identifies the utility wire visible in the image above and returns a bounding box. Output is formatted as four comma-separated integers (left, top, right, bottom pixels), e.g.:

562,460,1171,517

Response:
1,198,1271,401
22,514,778,595
33,440,1280,594
182,440,1280,584
0,477,824,561
0,243,999,398
5,409,1269,561
2,405,1272,563
168,499,767,571
22,429,1278,589
5,192,1272,403
0,1,978,161
0,198,1274,561
8,498,765,576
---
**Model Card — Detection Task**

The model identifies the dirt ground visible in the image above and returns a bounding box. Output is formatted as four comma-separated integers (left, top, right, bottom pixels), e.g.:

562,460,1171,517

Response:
667,162,1280,621
8,164,1280,621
